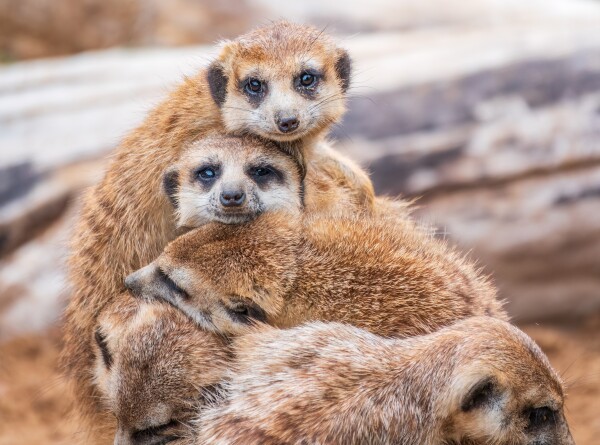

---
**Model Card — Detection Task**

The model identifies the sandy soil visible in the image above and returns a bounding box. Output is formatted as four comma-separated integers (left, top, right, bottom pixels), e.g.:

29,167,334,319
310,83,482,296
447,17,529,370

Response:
0,314,598,445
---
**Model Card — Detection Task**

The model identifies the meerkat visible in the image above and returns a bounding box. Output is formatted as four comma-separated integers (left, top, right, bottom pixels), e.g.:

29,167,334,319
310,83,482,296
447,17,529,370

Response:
193,317,574,445
163,134,304,228
92,293,230,445
62,21,375,436
126,212,505,337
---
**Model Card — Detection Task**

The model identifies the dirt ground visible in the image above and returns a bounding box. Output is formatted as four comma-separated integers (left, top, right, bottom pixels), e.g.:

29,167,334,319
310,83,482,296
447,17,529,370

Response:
0,313,598,445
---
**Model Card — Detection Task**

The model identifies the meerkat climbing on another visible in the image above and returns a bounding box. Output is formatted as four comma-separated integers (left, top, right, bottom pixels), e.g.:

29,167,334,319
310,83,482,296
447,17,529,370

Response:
193,317,574,445
92,293,230,445
62,21,375,438
126,212,505,337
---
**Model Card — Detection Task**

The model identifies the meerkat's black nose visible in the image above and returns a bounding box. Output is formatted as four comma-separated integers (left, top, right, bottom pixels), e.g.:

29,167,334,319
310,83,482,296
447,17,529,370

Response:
220,190,246,207
277,116,299,133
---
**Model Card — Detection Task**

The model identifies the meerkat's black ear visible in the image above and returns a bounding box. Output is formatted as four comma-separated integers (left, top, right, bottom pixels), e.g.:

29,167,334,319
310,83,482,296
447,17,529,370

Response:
335,49,352,93
460,377,500,412
207,61,228,107
162,167,179,209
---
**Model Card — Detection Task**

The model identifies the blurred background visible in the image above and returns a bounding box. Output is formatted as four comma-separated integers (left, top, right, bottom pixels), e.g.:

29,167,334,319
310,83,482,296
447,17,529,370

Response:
0,0,599,443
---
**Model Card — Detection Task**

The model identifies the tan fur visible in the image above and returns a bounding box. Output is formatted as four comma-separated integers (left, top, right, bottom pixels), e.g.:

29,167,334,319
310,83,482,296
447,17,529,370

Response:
61,21,375,439
92,293,229,445
127,212,505,337
194,317,574,445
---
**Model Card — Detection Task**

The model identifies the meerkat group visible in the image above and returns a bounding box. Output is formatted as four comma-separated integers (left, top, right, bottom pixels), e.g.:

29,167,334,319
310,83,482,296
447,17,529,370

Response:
62,21,574,445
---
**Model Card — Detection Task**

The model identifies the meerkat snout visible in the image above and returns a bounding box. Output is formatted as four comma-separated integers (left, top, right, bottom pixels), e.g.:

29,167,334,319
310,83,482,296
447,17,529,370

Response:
163,135,303,228
219,184,246,207
275,114,300,134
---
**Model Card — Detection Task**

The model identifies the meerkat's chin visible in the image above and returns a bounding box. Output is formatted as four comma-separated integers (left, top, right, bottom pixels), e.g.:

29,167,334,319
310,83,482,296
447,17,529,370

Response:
260,128,312,142
212,211,260,225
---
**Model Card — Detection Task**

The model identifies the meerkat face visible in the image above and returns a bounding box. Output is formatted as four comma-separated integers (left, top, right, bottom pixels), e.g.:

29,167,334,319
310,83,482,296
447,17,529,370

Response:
125,213,299,336
207,21,351,142
92,295,229,445
443,320,574,445
163,135,303,228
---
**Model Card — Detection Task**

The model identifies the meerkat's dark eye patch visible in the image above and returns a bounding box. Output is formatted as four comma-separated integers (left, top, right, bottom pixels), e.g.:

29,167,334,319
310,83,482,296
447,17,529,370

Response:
207,62,228,107
246,164,284,186
335,49,352,93
295,69,321,99
131,419,180,444
240,77,267,106
194,165,220,183
223,298,267,325
461,377,499,412
94,329,113,370
156,268,189,301
525,406,557,431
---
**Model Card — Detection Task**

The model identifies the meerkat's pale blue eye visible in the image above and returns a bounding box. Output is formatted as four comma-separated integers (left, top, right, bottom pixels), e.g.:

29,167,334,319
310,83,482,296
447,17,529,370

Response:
246,78,263,94
197,167,217,180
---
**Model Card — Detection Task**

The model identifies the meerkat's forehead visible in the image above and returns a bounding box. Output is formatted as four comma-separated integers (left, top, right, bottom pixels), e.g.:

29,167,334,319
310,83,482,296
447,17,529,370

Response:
234,21,336,56
181,137,298,172
184,137,279,159
233,55,328,82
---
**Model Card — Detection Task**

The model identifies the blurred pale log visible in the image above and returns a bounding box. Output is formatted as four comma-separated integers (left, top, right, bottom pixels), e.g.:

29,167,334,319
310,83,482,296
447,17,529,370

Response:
256,0,600,33
1,5,599,336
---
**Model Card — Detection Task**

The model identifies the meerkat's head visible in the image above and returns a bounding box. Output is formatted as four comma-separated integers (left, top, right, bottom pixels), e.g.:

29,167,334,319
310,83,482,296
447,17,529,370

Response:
439,317,574,445
207,21,351,142
125,212,299,335
163,134,303,228
92,294,230,445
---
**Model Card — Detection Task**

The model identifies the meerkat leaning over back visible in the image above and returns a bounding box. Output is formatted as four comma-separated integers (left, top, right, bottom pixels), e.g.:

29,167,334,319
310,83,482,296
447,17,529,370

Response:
92,293,230,445
63,21,375,437
194,317,574,445
126,212,506,337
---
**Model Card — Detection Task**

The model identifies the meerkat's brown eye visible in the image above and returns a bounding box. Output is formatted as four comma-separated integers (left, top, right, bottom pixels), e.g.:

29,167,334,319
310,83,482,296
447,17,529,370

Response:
245,78,263,94
252,167,272,177
300,72,316,87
